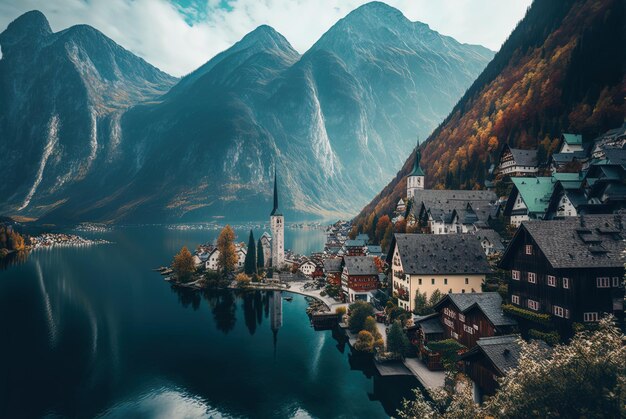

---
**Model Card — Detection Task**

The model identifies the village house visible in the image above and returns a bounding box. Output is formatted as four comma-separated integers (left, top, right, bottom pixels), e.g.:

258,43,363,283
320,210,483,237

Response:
298,260,318,277
557,133,584,153
260,232,272,268
365,244,383,258
590,122,626,160
387,234,491,312
474,229,505,256
323,257,343,286
344,239,366,256
499,215,625,331
494,144,539,180
460,335,523,401
204,243,247,271
341,256,380,302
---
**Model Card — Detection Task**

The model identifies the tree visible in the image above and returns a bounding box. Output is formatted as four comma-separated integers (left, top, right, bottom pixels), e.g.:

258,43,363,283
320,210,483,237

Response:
381,223,394,253
256,238,265,269
172,246,195,282
414,289,428,315
348,301,375,333
386,320,409,356
217,225,238,276
398,317,626,418
354,330,375,352
428,290,443,307
235,273,251,287
244,230,256,275
375,215,391,244
364,316,382,340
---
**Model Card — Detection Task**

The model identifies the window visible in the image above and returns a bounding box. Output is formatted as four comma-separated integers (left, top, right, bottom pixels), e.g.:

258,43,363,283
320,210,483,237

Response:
563,277,570,289
525,245,533,255
444,278,448,285
597,277,610,288
527,299,540,311
612,277,621,287
465,277,469,285
565,309,570,319
462,289,466,293
431,278,435,285
528,272,536,283
583,312,599,322
419,278,422,285
511,295,520,305
553,305,565,318
547,275,556,287
512,270,520,280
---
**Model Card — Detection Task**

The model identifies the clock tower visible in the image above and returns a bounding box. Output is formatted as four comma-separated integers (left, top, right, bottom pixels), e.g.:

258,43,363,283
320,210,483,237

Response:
407,140,425,199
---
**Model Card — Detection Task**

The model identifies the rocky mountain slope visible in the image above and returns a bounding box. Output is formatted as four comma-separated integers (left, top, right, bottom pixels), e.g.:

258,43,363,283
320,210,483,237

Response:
354,0,625,228
1,3,494,223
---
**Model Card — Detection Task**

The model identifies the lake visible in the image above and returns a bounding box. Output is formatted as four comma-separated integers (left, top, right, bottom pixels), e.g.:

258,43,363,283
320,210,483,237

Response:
0,225,417,418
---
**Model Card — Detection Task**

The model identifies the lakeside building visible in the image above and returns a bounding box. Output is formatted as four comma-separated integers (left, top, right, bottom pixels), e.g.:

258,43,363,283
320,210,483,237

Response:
344,239,366,256
493,144,539,180
499,215,625,331
341,256,380,302
460,335,523,401
298,260,318,277
204,243,247,271
387,234,491,312
270,170,285,268
323,258,343,286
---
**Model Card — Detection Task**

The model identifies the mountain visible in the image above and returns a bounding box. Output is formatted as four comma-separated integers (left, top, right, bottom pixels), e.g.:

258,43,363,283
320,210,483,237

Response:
1,3,494,223
354,0,625,229
0,10,176,216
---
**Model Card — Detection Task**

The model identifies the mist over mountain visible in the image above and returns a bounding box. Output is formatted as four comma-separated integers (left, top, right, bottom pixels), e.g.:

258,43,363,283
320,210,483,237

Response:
0,3,494,223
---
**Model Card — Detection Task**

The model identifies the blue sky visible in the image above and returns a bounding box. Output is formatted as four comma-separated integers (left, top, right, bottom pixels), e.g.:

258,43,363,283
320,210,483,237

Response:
0,0,532,77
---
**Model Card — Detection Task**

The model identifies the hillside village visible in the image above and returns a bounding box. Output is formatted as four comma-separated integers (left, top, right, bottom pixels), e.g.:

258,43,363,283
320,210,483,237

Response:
170,122,626,404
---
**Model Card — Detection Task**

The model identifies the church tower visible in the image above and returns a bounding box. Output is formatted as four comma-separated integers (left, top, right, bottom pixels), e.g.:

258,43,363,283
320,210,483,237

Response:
406,140,425,199
270,169,284,268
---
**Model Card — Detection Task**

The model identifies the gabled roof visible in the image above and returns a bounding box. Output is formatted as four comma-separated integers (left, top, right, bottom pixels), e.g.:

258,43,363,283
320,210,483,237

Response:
343,256,378,276
355,234,370,242
390,234,491,275
413,313,444,334
562,133,583,146
500,215,626,269
509,177,555,215
366,245,382,254
509,148,538,167
322,257,343,273
551,150,587,163
460,335,522,375
433,292,516,327
475,229,505,251
345,239,366,247
408,142,425,177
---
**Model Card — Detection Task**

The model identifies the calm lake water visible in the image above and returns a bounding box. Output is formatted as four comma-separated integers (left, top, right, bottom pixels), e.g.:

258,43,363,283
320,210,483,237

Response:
0,226,417,418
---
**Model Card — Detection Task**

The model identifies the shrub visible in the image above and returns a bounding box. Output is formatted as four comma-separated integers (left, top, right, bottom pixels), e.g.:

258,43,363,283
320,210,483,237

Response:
354,330,375,352
502,303,552,326
335,306,347,316
529,329,561,345
235,273,251,287
348,301,375,333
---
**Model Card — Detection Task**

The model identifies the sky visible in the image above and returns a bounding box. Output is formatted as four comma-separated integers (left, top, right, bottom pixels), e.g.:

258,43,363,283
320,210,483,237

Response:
0,0,533,77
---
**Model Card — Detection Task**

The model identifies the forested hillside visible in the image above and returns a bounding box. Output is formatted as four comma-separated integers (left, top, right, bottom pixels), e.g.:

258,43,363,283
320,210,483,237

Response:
354,0,625,230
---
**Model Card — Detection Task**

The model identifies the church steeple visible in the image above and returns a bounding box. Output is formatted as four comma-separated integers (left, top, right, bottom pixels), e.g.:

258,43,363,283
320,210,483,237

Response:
271,168,281,216
408,139,425,177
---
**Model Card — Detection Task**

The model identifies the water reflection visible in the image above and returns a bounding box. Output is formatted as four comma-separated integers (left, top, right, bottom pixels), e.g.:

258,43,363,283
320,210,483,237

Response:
0,249,29,270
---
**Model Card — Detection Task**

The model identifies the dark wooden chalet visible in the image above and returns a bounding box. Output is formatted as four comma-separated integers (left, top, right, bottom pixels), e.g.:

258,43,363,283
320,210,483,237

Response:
499,215,625,333
432,292,517,349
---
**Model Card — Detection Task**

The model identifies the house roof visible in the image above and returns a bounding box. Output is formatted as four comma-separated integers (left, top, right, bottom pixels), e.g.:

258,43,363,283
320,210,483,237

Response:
475,229,505,251
510,177,555,215
460,335,522,375
551,151,587,163
435,292,517,327
501,215,626,269
345,239,366,247
322,258,343,273
562,133,583,146
366,245,382,254
509,148,538,167
355,234,370,242
391,234,491,275
413,190,496,220
408,144,425,177
343,256,378,276
415,314,444,335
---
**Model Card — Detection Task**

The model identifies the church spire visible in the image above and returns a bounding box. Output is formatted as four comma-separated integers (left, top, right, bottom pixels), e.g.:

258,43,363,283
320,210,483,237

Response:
271,168,281,216
409,138,425,177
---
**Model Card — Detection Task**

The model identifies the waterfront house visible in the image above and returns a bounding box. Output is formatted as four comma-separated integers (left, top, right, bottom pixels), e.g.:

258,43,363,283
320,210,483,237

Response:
341,256,380,302
432,292,517,349
344,239,366,256
323,257,343,286
204,243,247,271
494,144,539,180
498,215,625,332
460,335,522,401
298,260,318,277
387,234,491,312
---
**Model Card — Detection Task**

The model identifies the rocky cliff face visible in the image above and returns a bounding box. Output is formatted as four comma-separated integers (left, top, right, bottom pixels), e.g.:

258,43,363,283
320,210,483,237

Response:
1,3,494,223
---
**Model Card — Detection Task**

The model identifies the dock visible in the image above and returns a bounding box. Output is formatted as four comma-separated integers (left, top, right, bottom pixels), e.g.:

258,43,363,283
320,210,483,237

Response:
310,312,339,329
374,360,413,377
403,358,445,389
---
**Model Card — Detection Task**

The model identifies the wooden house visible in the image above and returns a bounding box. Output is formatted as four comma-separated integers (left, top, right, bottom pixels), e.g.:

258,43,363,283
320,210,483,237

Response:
341,256,380,302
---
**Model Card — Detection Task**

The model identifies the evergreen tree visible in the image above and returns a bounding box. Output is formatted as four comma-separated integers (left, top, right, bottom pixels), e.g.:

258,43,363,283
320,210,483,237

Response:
386,320,410,356
244,230,256,275
256,238,265,269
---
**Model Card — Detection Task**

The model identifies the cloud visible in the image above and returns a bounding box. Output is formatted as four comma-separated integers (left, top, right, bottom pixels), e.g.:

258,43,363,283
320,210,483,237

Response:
0,0,532,77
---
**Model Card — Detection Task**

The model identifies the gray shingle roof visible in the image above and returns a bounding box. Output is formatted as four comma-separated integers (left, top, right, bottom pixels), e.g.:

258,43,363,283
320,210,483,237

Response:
394,234,491,275
343,256,378,276
509,148,538,167
345,239,366,247
466,335,522,375
322,258,342,273
519,215,626,269
416,316,444,334
442,292,517,327
475,229,505,251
